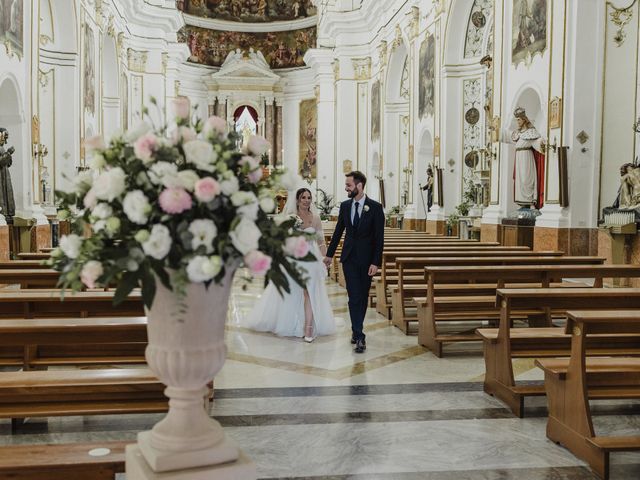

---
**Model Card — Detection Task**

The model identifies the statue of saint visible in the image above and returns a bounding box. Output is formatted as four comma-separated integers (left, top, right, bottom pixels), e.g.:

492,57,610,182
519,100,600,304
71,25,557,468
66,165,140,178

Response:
421,166,434,212
0,128,16,218
618,163,640,209
507,107,546,209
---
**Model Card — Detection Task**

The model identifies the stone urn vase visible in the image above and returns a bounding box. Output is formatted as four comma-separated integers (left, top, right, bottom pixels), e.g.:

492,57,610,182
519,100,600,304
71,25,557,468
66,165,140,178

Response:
126,267,256,479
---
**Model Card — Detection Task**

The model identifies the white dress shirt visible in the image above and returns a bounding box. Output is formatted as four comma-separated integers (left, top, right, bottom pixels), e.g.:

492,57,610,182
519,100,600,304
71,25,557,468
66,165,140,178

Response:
350,195,366,224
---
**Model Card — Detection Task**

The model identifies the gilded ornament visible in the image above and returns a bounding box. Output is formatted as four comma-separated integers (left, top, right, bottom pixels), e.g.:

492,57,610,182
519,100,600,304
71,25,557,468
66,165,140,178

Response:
610,5,633,47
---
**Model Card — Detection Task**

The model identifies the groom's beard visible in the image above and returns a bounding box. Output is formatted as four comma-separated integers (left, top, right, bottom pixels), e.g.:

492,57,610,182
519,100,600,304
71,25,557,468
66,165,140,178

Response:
348,189,358,199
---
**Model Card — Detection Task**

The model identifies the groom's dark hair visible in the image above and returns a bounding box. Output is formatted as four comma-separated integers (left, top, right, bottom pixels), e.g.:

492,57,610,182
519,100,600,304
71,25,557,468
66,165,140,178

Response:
346,170,367,188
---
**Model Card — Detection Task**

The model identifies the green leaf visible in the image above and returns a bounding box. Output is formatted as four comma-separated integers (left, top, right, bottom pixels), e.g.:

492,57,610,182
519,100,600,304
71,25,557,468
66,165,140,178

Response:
140,266,156,309
113,271,139,306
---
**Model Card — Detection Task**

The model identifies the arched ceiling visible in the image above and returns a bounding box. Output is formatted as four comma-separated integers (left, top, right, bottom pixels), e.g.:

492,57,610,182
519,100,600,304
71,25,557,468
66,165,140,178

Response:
177,0,317,23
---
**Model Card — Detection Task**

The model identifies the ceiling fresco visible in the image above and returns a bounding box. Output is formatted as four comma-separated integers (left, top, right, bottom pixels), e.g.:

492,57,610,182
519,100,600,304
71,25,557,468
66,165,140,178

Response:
178,25,316,69
177,0,317,23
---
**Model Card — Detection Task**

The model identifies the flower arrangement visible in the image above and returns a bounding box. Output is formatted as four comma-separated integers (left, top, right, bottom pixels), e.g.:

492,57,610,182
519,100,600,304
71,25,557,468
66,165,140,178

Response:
49,97,312,308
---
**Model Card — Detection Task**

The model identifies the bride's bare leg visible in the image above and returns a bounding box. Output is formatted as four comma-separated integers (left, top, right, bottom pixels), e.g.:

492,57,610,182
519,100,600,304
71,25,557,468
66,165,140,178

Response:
303,289,315,341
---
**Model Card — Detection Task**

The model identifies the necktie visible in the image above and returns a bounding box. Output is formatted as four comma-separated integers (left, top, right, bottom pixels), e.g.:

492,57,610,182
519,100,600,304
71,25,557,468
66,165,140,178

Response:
353,202,360,228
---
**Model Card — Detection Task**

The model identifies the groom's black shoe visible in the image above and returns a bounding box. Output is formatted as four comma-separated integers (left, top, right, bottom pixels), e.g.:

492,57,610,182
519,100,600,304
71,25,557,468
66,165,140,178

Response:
354,339,366,354
350,335,356,344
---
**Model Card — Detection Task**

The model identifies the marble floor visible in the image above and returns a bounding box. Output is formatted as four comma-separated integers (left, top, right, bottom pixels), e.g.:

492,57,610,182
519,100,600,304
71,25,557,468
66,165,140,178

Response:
1,276,639,479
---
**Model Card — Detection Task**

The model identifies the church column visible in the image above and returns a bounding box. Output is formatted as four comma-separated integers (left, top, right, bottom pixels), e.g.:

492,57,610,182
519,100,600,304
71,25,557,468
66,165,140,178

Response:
275,100,283,166
265,98,275,165
304,49,337,201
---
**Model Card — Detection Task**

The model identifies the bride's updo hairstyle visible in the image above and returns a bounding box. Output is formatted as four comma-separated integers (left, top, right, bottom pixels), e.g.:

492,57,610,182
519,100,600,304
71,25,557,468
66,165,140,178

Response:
296,188,312,212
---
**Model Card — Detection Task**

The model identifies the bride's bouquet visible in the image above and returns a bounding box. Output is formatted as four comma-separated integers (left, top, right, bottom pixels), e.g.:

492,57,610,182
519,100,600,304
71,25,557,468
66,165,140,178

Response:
49,97,313,307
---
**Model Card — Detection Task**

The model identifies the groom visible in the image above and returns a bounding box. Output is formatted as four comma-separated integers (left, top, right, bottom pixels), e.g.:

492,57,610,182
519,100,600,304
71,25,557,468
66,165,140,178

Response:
324,171,385,353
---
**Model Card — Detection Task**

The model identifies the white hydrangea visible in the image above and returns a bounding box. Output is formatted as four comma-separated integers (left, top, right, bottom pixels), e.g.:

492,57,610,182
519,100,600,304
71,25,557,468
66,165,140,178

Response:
183,140,218,173
186,255,222,283
188,219,218,253
91,203,113,220
142,224,172,260
124,121,152,142
259,196,276,213
92,167,127,202
59,234,82,259
220,176,239,196
149,162,179,186
123,190,151,225
231,191,259,221
178,170,200,191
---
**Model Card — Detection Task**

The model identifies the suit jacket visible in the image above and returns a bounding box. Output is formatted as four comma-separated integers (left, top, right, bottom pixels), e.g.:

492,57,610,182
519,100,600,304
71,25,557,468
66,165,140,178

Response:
326,196,385,267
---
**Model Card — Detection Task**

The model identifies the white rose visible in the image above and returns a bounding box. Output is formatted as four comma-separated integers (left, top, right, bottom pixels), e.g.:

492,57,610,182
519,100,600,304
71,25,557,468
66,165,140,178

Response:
59,234,82,259
91,203,113,220
273,213,292,226
125,121,152,142
259,196,275,213
245,135,270,156
123,190,151,225
80,260,104,289
149,162,179,186
231,191,257,207
142,224,172,260
171,126,197,145
188,219,218,253
172,97,191,120
93,167,127,202
186,255,219,283
220,176,239,196
229,217,262,255
89,152,106,170
85,135,106,152
231,190,259,221
183,140,217,172
278,169,303,191
203,116,227,138
178,170,200,191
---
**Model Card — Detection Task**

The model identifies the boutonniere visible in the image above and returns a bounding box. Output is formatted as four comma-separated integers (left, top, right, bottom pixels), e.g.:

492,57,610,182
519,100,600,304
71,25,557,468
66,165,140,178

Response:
363,205,370,213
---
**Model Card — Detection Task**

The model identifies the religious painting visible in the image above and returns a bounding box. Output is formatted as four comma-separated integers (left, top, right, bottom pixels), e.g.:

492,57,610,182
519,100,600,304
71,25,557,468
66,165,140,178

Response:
177,0,317,22
371,80,380,141
83,24,96,115
178,25,316,69
299,98,317,179
418,34,435,119
0,0,23,56
549,96,562,129
512,0,547,66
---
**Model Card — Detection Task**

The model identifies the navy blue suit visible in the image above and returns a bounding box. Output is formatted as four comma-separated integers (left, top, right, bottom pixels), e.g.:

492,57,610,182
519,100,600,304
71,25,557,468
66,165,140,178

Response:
326,196,385,341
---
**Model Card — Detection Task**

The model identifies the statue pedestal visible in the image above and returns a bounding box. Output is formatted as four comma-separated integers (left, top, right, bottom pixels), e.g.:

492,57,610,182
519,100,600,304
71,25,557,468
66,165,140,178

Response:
501,217,534,249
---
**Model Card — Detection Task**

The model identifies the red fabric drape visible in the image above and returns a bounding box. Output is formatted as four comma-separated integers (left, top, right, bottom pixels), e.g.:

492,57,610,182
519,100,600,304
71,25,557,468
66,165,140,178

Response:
233,105,258,123
534,150,545,209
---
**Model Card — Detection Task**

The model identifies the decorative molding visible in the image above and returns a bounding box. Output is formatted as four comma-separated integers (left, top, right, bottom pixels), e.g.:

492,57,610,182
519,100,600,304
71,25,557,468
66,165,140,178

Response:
408,6,420,41
333,59,340,80
391,24,403,50
610,4,634,47
378,40,388,68
351,57,371,80
127,48,149,73
464,0,493,58
161,52,169,75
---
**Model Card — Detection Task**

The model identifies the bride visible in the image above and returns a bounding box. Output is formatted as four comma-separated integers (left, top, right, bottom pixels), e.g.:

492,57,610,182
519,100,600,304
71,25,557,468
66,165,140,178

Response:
243,187,336,342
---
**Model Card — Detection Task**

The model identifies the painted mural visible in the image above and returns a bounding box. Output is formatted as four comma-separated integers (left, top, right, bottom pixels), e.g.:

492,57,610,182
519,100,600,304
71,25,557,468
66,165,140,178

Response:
178,25,316,69
371,80,380,141
512,0,547,66
418,34,435,119
299,98,317,179
177,0,316,22
0,0,23,56
83,24,96,115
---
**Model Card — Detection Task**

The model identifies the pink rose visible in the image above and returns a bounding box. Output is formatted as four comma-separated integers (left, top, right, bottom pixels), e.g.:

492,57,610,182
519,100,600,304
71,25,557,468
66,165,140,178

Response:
284,236,310,259
245,135,270,156
80,260,103,289
247,168,263,184
172,97,191,120
85,135,106,152
134,133,158,163
83,188,97,209
194,177,221,202
203,116,227,138
159,188,193,214
244,250,272,276
171,126,197,145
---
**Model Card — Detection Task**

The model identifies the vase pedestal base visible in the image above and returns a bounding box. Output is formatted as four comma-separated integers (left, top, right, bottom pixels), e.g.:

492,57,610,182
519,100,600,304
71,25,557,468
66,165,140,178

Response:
126,443,256,480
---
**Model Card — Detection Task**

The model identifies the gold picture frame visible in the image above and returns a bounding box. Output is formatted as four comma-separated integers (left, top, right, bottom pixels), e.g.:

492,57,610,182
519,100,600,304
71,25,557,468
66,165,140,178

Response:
549,96,562,129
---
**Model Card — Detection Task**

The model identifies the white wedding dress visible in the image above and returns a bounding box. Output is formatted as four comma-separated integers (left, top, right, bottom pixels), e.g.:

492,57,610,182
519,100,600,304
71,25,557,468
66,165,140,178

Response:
243,217,337,338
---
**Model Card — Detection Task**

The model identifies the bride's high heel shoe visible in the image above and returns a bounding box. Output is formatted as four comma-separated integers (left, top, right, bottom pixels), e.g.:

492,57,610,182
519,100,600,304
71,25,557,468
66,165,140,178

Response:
304,324,315,343
304,336,315,343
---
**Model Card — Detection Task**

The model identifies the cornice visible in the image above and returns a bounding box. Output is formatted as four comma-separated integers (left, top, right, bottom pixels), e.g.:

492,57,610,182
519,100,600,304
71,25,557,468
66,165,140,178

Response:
110,0,185,42
183,14,317,33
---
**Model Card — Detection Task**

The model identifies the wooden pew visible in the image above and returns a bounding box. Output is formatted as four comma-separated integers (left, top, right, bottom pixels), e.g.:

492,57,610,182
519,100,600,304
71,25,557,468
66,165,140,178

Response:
17,252,51,261
0,290,144,319
0,368,167,429
536,310,640,480
393,256,604,335
0,260,47,270
417,264,639,355
0,440,129,480
0,316,147,369
376,248,543,318
479,287,640,417
0,268,61,288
